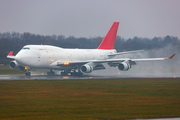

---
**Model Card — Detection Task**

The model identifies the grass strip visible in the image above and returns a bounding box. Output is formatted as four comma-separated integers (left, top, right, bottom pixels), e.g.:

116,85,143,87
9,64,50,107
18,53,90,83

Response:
0,78,180,120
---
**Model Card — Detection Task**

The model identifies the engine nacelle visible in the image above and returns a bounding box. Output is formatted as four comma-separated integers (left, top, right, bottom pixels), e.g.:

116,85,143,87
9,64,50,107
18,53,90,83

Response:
80,64,93,73
9,60,19,69
18,65,26,72
118,62,130,71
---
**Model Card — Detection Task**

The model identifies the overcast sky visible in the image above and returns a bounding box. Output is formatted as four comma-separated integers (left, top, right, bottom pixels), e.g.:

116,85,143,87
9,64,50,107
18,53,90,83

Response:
0,0,180,39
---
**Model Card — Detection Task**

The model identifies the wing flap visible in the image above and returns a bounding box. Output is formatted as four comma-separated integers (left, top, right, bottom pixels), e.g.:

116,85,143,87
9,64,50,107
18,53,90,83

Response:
131,58,166,61
90,58,129,63
131,54,175,62
50,61,89,66
50,59,129,67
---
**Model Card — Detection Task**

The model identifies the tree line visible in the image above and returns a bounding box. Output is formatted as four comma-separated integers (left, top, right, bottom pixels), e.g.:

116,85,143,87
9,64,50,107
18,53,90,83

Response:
0,32,179,64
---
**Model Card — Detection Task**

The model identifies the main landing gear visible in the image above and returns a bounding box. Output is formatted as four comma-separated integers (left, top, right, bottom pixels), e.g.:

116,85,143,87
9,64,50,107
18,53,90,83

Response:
61,69,83,76
46,69,83,76
61,69,71,76
47,69,55,75
70,72,83,76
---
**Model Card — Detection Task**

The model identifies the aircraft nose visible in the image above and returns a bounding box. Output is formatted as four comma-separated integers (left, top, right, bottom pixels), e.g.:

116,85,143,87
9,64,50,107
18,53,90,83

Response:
15,52,23,63
15,50,31,65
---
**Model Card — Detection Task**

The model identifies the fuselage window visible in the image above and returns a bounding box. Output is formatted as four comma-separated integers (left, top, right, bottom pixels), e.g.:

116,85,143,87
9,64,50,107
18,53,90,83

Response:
22,47,30,50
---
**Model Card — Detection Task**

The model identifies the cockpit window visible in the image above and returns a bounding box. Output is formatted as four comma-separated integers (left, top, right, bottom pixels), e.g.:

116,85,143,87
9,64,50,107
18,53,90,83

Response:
22,47,30,50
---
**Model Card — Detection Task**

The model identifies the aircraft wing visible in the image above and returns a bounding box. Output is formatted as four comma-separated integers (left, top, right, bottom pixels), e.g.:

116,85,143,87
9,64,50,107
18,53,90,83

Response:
50,54,175,67
51,58,132,66
88,54,176,63
53,54,175,66
131,54,175,62
50,61,89,66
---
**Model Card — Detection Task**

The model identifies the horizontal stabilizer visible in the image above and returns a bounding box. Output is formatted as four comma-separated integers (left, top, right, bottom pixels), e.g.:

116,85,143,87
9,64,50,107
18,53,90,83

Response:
8,51,13,56
7,51,15,59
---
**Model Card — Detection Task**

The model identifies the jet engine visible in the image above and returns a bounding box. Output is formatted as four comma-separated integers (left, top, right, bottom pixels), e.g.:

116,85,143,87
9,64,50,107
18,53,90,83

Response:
118,62,130,71
80,64,93,73
18,65,26,72
9,60,19,69
9,60,26,72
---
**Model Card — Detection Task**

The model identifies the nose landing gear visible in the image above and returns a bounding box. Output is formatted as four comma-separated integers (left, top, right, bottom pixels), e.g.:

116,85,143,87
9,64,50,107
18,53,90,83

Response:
26,71,31,76
25,66,31,76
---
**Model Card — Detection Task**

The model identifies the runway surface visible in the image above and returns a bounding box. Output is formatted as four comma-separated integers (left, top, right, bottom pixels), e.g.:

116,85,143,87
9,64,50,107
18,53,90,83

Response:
0,73,180,80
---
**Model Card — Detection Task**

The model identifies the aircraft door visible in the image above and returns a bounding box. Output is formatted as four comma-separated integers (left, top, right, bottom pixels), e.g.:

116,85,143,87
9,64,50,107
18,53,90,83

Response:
36,51,41,65
36,46,48,66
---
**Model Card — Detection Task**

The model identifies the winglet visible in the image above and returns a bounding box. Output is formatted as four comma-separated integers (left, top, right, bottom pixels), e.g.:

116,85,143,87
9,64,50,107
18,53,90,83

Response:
8,51,13,56
169,54,175,59
166,54,175,60
98,22,119,49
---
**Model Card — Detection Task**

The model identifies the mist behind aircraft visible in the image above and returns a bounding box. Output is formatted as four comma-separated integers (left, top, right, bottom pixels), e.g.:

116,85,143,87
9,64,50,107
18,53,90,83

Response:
97,45,179,75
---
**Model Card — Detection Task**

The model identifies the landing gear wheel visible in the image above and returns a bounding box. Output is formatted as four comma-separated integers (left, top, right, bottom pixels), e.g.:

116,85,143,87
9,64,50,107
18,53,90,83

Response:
61,72,68,76
70,72,83,76
47,69,55,75
26,72,31,76
47,71,55,75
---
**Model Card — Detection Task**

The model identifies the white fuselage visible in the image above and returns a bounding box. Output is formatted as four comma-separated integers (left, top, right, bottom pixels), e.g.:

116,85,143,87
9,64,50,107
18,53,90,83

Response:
15,45,117,69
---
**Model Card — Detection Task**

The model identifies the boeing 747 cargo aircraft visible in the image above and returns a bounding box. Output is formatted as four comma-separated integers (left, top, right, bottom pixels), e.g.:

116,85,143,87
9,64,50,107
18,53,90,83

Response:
7,22,175,76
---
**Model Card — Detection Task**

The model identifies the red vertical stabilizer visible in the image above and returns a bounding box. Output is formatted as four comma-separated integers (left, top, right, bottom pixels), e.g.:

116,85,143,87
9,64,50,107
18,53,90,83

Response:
98,22,119,49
